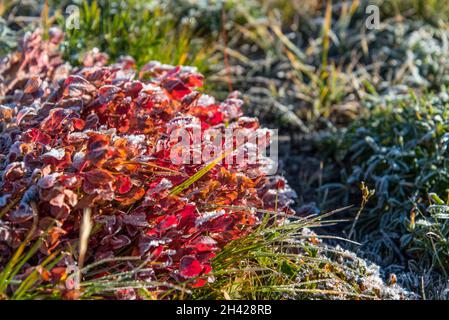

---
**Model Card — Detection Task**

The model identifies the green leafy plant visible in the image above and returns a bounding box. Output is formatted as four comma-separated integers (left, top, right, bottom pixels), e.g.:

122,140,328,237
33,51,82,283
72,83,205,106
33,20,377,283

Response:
329,90,449,274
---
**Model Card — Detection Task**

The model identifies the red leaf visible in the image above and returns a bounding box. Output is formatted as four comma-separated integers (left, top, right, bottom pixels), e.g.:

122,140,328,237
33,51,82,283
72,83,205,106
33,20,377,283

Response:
23,76,42,94
163,79,191,100
180,256,203,278
158,215,178,230
24,128,52,145
191,278,207,288
63,75,96,97
116,175,132,194
72,118,85,131
183,74,203,88
87,134,110,164
178,204,197,229
115,187,145,206
186,236,217,252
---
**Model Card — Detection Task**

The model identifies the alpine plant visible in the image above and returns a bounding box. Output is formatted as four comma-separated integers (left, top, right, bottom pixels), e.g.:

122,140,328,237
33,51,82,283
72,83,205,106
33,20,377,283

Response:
0,28,295,297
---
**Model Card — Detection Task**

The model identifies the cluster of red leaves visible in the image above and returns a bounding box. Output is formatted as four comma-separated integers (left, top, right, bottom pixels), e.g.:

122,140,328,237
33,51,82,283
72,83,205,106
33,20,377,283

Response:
0,27,69,106
0,29,295,296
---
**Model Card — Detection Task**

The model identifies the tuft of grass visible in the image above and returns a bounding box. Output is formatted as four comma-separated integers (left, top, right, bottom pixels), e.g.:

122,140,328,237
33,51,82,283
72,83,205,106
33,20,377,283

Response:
410,193,449,277
193,208,409,300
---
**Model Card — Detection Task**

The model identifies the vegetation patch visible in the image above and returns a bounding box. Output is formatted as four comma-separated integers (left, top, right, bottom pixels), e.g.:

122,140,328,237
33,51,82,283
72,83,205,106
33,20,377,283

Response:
2,0,449,300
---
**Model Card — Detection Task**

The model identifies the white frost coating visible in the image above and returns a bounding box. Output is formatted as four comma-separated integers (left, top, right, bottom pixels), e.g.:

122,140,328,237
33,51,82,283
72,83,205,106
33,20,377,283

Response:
72,151,86,170
141,83,164,93
180,65,198,73
37,172,61,189
259,157,277,175
42,148,66,160
124,134,146,147
2,162,25,181
197,94,215,106
168,115,198,127
196,210,225,227
143,178,173,202
147,239,172,247
238,116,257,123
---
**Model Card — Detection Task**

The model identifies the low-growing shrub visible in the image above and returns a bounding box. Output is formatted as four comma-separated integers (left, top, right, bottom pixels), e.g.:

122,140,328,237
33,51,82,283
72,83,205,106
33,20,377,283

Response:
0,28,295,298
